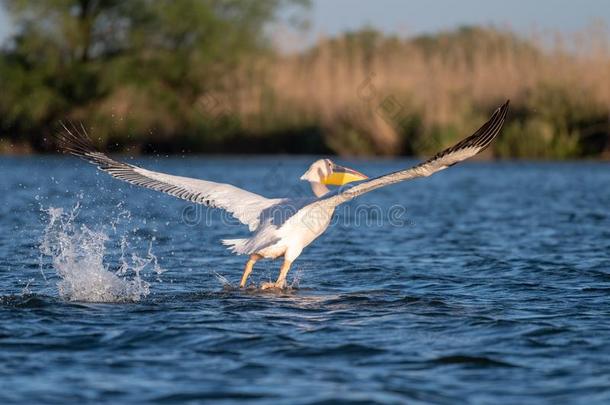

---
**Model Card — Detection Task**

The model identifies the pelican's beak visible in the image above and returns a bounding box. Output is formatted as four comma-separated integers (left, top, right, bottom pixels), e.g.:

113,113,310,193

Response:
323,163,368,186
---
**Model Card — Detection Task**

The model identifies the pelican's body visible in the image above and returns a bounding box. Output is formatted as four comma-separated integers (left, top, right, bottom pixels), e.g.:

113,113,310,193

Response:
223,197,332,260
58,101,509,289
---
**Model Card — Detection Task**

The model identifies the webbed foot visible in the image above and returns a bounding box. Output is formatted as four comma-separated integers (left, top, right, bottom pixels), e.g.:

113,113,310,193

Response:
260,281,285,290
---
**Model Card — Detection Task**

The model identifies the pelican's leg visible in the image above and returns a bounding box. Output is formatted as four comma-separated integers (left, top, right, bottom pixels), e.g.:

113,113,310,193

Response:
261,259,293,290
275,259,293,288
240,254,261,288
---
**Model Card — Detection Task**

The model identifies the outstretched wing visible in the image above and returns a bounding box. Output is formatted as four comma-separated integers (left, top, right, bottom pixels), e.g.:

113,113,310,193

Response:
329,100,509,204
57,123,279,231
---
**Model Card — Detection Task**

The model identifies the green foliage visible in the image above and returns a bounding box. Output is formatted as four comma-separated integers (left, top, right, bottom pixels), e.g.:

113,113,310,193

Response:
323,115,378,156
0,8,608,158
495,118,581,159
0,0,309,149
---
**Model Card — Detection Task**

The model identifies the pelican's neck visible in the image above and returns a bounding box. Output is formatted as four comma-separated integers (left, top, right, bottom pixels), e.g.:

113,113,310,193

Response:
309,181,330,197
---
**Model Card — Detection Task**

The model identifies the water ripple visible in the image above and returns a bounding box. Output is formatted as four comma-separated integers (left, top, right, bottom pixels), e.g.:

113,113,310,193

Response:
1,158,610,403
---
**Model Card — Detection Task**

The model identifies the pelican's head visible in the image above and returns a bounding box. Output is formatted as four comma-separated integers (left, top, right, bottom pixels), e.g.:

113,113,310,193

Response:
300,159,368,186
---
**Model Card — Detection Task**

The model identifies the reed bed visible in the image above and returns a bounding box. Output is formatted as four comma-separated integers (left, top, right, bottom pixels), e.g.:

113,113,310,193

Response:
226,26,610,157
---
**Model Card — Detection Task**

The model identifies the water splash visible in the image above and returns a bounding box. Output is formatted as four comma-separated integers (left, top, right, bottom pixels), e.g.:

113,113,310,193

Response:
40,203,162,303
290,267,302,289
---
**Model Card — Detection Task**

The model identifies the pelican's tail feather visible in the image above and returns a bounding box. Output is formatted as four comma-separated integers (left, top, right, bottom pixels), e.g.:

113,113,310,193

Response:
222,231,281,256
221,238,251,255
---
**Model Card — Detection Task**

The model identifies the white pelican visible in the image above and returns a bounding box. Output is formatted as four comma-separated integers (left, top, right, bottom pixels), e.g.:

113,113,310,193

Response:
58,100,509,289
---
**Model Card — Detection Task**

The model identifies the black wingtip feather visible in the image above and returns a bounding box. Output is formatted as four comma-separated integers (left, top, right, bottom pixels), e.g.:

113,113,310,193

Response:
428,100,509,162
54,121,134,174
55,121,99,158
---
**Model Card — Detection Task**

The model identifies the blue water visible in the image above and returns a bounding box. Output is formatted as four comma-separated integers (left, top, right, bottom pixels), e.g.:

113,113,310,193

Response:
1,156,610,404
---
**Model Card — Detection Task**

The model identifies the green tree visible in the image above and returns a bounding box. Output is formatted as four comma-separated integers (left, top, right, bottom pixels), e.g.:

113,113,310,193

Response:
0,0,309,149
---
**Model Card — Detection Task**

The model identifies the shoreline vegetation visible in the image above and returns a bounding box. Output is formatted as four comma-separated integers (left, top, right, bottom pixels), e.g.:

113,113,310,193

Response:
0,2,609,159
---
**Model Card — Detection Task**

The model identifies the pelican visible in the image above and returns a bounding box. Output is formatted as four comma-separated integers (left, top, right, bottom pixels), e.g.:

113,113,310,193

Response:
57,100,509,289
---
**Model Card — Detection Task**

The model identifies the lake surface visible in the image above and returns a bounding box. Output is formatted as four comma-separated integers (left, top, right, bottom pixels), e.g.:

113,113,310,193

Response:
1,156,609,404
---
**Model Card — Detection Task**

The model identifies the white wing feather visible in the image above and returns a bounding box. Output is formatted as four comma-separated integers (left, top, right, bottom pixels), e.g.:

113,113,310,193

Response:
57,124,279,231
